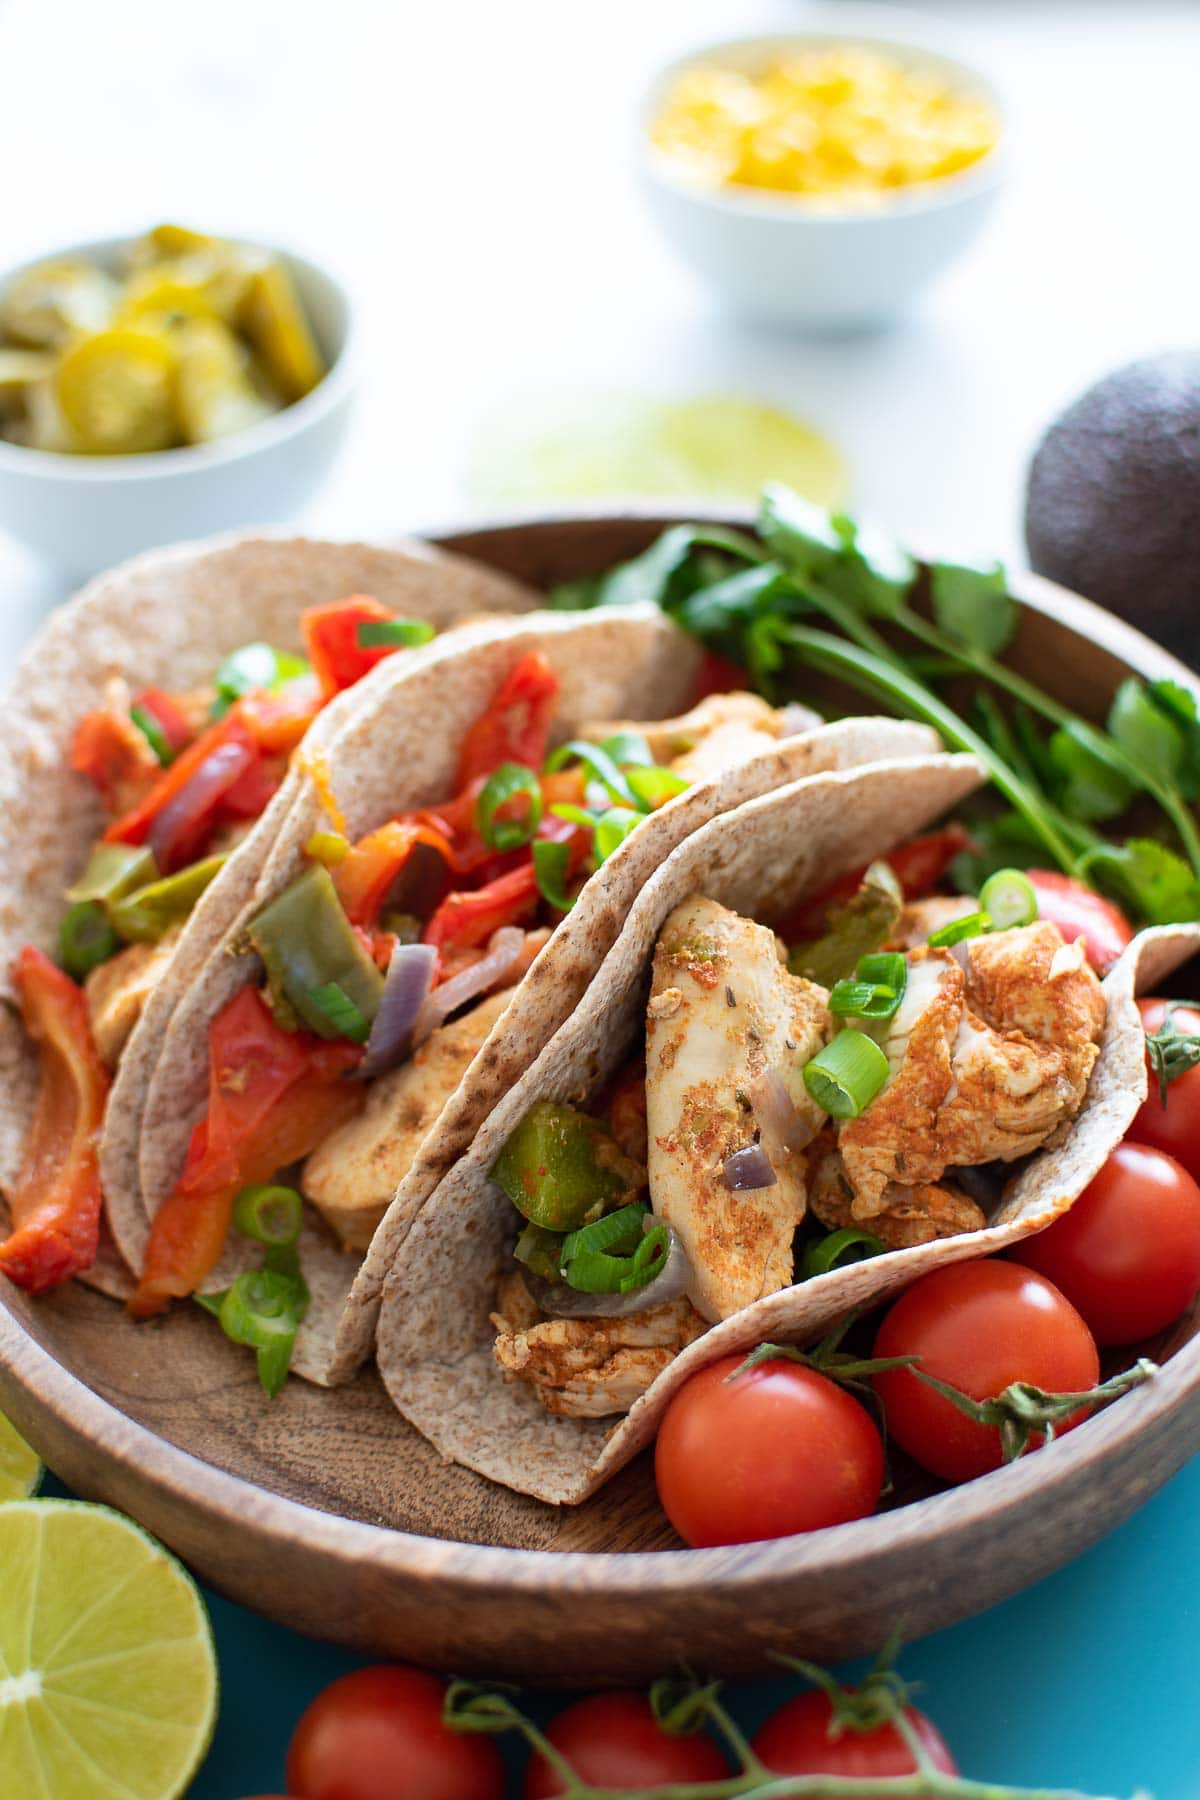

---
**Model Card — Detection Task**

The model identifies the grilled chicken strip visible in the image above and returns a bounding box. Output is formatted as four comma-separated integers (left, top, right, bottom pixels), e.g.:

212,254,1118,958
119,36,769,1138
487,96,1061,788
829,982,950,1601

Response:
838,922,1106,1219
85,932,180,1069
645,896,831,1322
491,1272,706,1418
809,1138,986,1248
302,986,512,1250
584,692,819,787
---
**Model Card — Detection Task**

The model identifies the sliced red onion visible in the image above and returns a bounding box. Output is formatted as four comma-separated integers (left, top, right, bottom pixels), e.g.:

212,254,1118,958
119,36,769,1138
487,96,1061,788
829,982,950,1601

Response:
776,701,821,739
723,1143,777,1190
747,1067,818,1153
411,925,526,1046
357,942,437,1080
524,1222,693,1318
148,739,254,872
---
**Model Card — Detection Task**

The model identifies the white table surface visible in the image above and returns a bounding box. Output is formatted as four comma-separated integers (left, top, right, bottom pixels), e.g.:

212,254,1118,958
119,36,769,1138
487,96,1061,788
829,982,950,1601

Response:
1,0,1195,652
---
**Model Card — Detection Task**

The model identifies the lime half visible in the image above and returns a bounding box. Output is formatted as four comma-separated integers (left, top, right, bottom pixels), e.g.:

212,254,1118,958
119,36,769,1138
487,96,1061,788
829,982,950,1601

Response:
0,1411,41,1500
0,1499,218,1798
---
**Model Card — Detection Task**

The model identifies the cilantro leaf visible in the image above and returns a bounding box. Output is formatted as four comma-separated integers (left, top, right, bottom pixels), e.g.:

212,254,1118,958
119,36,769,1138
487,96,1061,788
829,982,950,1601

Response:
1081,837,1200,925
929,559,1015,655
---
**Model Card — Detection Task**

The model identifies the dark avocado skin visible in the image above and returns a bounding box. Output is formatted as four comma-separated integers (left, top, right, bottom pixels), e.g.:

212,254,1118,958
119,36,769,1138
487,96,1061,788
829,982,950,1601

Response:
1023,350,1200,663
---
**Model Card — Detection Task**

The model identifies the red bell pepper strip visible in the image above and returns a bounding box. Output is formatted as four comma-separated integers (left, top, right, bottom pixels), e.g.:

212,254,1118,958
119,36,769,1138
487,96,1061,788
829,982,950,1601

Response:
301,596,401,703
455,652,560,791
103,710,268,872
334,820,458,928
130,988,362,1316
71,706,160,809
0,948,110,1294
130,687,195,757
240,680,323,755
422,862,542,956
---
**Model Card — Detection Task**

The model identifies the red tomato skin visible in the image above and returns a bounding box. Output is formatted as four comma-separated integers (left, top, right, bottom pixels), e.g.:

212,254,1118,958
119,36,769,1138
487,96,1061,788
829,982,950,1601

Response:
1133,1000,1200,1183
752,1689,958,1789
285,1665,504,1800
873,1262,1099,1483
523,1693,730,1798
1024,870,1133,973
654,1355,884,1548
1012,1141,1200,1344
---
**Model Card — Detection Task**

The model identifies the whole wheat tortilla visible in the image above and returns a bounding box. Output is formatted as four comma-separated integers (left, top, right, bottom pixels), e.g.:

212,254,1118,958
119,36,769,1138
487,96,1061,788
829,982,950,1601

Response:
0,529,536,1289
376,768,1197,1507
136,602,942,1382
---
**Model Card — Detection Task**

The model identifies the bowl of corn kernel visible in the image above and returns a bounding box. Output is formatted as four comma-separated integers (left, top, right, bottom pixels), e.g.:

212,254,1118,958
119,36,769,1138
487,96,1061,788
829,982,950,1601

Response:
641,14,1005,329
0,223,355,573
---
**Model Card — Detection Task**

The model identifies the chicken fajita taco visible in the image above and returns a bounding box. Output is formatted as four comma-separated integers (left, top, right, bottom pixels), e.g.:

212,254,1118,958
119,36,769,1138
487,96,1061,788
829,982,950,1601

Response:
0,532,537,1300
374,756,1187,1506
117,607,942,1387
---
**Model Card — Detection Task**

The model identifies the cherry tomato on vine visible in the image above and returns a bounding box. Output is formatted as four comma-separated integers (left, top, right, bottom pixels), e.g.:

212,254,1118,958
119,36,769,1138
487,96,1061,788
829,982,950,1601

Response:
285,1665,504,1800
1133,999,1200,1182
752,1688,958,1789
1011,1140,1200,1344
873,1261,1099,1482
523,1692,731,1797
654,1353,884,1547
1023,870,1133,972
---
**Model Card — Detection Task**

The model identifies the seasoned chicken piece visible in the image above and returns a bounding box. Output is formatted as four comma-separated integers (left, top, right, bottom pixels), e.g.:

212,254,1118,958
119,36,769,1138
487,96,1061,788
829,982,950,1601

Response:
837,923,1106,1219
302,986,512,1250
84,932,180,1068
492,1276,706,1417
809,1140,985,1248
889,894,976,951
645,896,831,1322
585,692,818,788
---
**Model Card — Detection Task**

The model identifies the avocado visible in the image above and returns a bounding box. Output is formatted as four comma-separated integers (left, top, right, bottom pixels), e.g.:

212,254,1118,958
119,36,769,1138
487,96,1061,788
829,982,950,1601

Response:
1023,350,1200,660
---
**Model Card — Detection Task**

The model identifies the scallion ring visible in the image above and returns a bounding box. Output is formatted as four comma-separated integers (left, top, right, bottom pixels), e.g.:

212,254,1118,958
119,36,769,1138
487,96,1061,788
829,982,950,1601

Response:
593,807,642,865
309,981,371,1043
561,1203,648,1263
356,618,436,649
533,839,576,913
829,949,907,1020
211,642,310,717
620,1224,670,1293
802,1028,890,1120
626,765,690,810
802,1226,887,1279
233,1183,303,1248
475,762,544,852
599,730,654,767
979,868,1038,931
214,1267,310,1397
544,740,640,810
927,910,992,948
59,900,120,981
129,704,174,767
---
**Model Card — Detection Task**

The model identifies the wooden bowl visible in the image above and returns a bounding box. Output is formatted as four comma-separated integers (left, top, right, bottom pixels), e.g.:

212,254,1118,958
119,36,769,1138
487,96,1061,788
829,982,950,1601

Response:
3,508,1199,1685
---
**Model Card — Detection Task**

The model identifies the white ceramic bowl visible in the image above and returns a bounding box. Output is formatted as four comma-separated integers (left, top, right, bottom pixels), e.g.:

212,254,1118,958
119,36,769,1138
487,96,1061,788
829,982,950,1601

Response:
0,234,356,574
639,16,1006,331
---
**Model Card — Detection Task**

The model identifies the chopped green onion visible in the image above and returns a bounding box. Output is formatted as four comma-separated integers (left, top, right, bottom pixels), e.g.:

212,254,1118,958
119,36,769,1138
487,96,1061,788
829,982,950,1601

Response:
928,910,992,948
619,1223,670,1293
803,1028,890,1120
129,704,174,767
560,1246,630,1293
626,765,691,810
233,1184,303,1248
802,1227,887,1279
533,839,576,913
544,740,639,809
561,1203,648,1263
59,900,120,981
475,762,544,852
600,730,654,767
211,1267,310,1398
550,802,596,830
308,981,371,1043
828,950,908,1020
211,642,309,717
979,868,1038,931
593,807,642,865
357,618,436,649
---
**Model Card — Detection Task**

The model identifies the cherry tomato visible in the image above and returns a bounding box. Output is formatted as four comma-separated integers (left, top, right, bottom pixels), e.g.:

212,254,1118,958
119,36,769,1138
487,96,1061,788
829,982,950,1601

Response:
1133,999,1200,1182
873,1261,1099,1483
285,1665,504,1800
752,1689,958,1790
1024,870,1133,972
654,1354,883,1547
523,1692,730,1797
1011,1141,1200,1344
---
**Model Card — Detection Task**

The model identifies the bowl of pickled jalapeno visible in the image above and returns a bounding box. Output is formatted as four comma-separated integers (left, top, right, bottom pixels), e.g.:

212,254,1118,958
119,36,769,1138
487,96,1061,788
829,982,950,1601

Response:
0,223,355,573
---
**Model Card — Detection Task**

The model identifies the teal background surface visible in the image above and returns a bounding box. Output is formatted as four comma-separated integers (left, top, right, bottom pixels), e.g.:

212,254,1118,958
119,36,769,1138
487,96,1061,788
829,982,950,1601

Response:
49,1454,1200,1797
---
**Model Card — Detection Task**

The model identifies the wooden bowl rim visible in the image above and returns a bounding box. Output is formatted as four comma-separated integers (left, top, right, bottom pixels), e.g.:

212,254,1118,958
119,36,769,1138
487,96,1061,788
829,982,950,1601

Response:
4,504,1200,1597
